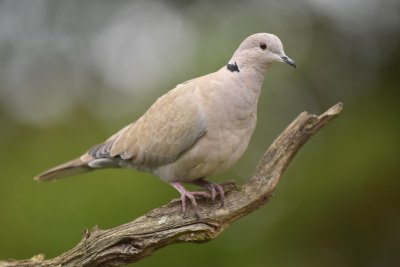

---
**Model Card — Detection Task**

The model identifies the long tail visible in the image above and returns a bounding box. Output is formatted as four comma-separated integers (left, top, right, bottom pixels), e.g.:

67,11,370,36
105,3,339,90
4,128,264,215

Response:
34,157,92,182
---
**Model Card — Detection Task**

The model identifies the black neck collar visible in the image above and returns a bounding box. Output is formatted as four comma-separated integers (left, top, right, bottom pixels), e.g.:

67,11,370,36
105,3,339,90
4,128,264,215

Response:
226,62,240,72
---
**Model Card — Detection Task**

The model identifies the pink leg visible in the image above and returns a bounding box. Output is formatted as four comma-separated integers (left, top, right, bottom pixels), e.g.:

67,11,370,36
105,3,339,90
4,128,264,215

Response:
191,178,225,207
171,182,208,217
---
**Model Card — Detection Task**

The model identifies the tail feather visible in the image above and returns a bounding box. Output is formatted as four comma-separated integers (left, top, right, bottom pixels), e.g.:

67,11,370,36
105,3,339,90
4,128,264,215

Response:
34,157,92,182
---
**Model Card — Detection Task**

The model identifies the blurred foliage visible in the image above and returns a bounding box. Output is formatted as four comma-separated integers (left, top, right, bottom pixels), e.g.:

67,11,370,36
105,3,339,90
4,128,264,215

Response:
0,0,399,266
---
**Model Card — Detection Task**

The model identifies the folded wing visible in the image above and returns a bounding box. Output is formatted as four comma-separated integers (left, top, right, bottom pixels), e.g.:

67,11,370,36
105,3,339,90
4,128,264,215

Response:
89,84,207,170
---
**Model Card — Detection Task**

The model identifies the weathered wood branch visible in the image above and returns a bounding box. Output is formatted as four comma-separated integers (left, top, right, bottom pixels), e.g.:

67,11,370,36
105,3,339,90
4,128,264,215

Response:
0,103,343,267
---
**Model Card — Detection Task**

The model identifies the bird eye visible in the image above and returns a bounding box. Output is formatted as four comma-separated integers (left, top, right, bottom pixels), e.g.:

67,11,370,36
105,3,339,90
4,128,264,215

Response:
259,42,267,50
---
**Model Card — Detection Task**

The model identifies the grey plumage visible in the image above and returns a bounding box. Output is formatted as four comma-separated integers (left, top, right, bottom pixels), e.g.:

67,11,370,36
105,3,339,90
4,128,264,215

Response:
35,33,295,215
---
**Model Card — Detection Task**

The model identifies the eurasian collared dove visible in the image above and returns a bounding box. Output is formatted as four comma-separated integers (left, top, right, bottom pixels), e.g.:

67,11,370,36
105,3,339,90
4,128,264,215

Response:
35,33,295,216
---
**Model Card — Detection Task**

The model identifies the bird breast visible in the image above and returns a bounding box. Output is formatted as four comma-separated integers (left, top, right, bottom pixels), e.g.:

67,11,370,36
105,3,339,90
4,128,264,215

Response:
154,74,259,183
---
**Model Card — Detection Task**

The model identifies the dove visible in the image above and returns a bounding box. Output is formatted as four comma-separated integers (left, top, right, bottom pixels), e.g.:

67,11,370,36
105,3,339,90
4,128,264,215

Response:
35,33,296,217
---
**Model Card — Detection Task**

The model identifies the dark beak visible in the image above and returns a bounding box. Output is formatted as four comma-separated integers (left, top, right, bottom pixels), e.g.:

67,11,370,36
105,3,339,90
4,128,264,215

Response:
281,55,296,68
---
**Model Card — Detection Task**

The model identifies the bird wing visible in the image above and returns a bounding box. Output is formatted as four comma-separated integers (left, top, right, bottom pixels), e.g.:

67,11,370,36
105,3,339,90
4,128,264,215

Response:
88,83,207,168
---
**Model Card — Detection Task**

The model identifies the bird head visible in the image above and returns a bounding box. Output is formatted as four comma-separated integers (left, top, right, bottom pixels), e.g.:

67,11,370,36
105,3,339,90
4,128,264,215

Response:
229,33,296,71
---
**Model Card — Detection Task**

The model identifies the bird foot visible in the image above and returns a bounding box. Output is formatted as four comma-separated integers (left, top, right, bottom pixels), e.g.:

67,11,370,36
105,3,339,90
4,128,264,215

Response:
171,180,225,218
171,182,208,218
191,178,225,207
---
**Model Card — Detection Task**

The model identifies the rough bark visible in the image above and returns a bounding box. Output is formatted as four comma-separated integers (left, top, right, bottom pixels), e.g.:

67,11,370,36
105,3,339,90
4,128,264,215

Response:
0,102,343,267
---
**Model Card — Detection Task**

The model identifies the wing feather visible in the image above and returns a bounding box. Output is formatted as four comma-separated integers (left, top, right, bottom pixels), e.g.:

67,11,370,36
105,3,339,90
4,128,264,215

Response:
88,83,207,169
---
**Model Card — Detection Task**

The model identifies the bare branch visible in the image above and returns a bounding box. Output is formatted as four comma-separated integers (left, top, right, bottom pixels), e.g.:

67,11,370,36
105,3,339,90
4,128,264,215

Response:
0,102,343,267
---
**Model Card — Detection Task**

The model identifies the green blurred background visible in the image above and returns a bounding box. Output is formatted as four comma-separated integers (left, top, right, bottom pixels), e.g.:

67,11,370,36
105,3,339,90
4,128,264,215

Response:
0,0,399,266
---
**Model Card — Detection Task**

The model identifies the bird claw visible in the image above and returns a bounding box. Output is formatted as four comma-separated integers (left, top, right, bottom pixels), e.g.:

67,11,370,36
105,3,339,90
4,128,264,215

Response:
192,179,225,207
171,182,205,218
171,180,226,218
